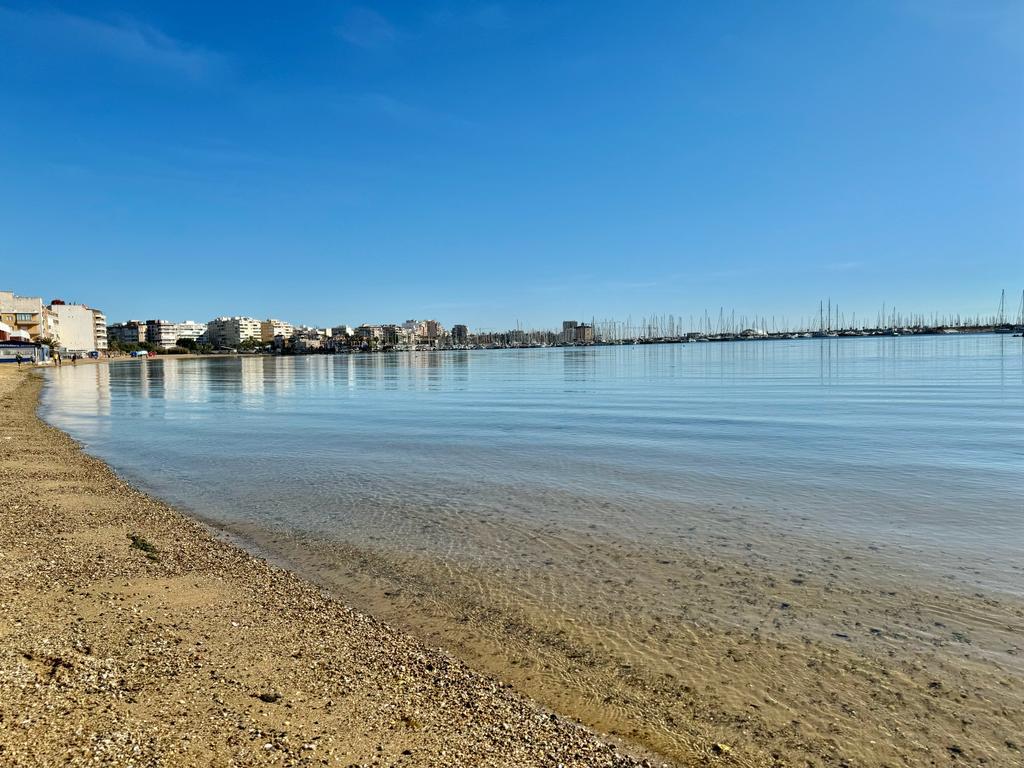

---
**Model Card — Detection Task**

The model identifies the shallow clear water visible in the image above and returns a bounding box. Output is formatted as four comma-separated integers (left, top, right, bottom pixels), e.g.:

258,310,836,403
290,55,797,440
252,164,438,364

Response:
41,336,1024,593
38,335,1024,764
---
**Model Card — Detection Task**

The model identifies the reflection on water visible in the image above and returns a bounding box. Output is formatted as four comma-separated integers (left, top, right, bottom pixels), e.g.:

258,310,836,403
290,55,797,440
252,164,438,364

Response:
43,337,1024,588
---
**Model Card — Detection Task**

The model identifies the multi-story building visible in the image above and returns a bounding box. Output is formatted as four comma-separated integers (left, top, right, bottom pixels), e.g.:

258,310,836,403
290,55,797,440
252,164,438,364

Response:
331,325,354,339
145,319,181,349
403,319,427,338
562,320,578,343
575,324,594,343
0,290,47,341
451,324,469,345
92,310,108,351
175,321,207,344
293,325,331,339
355,324,384,342
206,316,262,348
381,324,413,347
403,319,446,342
261,319,295,343
107,320,148,346
46,301,107,354
292,329,325,353
424,319,445,340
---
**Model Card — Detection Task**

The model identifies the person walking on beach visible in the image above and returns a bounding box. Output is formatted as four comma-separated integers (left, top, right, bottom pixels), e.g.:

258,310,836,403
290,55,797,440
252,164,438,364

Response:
54,351,62,367
15,353,23,367
71,353,78,365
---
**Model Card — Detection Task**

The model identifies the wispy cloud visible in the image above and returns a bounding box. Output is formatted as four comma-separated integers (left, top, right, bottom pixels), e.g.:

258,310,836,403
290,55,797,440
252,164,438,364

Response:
336,92,476,131
0,6,223,80
335,6,399,50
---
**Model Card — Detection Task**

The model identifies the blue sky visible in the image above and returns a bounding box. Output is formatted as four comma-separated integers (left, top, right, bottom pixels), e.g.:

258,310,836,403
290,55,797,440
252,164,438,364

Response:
1,1,1022,330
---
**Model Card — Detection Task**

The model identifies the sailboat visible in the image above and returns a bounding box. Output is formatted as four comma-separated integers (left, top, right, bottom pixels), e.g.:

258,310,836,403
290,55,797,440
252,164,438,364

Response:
995,289,1014,333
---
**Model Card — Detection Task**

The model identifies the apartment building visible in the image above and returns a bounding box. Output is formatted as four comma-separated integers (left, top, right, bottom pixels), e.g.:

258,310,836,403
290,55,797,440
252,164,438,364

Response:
175,321,207,343
260,318,295,343
355,324,384,341
402,319,445,344
381,324,414,346
107,320,147,345
424,319,445,340
144,319,181,348
93,309,108,351
0,290,46,340
147,319,206,348
47,301,107,354
206,316,261,348
562,320,578,343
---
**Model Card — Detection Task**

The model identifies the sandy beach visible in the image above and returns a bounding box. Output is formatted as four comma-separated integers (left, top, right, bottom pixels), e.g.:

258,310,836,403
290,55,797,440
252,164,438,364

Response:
0,364,653,767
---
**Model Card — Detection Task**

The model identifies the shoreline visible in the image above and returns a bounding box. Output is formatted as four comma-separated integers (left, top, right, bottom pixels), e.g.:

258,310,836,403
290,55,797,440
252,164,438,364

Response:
12,358,1024,767
0,365,655,766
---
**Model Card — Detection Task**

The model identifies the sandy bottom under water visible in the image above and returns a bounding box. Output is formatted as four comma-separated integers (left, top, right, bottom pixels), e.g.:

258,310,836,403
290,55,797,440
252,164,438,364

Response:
219,496,1024,768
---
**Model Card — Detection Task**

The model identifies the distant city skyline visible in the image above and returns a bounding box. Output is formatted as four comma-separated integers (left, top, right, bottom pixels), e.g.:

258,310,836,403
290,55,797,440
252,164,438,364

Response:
2,2,1022,328
5,285,1021,337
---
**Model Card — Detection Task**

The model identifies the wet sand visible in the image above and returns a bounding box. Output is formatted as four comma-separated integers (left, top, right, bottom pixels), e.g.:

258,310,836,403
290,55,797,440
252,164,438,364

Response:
0,365,651,767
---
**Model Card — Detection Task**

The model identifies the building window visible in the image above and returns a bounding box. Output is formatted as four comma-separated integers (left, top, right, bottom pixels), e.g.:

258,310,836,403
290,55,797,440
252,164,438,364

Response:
15,313,35,322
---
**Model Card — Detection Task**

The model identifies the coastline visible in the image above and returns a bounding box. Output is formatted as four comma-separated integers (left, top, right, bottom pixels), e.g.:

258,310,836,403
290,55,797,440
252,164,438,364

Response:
0,365,654,767
11,356,1024,767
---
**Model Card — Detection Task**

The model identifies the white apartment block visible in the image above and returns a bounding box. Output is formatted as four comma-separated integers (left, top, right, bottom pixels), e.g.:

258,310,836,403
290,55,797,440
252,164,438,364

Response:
261,318,295,343
48,302,106,354
206,316,261,348
175,321,207,343
93,309,108,351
